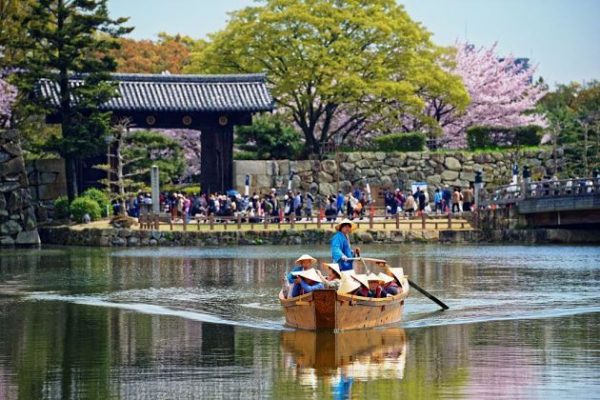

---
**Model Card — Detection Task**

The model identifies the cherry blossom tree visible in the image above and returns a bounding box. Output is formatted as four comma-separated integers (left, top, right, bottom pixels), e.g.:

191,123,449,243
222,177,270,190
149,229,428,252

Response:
157,129,201,180
425,43,548,148
0,72,17,128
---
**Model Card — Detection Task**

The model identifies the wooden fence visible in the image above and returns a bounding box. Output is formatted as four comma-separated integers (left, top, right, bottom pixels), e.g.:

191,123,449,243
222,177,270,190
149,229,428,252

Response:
138,209,471,232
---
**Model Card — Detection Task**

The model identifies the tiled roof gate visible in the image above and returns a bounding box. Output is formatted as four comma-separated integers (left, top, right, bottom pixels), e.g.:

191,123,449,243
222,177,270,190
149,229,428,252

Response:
37,73,274,194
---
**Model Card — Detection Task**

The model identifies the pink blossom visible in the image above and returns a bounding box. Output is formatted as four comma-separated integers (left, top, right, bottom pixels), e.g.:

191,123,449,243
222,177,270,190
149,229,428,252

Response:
437,43,547,148
0,74,17,128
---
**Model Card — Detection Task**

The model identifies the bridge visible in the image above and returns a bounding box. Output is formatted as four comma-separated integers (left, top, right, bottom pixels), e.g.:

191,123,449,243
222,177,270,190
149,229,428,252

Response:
480,177,600,228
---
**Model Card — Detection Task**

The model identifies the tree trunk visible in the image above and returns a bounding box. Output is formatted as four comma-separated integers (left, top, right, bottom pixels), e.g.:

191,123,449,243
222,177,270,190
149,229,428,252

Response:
65,156,78,201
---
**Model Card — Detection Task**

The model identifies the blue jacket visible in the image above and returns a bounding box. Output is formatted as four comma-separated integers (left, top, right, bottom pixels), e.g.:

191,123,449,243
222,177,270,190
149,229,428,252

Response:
286,265,303,284
290,280,324,297
331,231,354,271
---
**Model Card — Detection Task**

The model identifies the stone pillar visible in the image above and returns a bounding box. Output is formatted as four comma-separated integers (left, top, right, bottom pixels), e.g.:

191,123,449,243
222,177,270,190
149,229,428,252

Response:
0,130,40,247
151,165,160,213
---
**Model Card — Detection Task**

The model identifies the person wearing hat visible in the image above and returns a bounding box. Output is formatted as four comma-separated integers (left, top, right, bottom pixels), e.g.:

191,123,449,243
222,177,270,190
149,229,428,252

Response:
375,261,401,295
354,273,388,298
289,269,324,298
318,263,343,290
337,274,361,295
286,255,318,284
331,219,360,271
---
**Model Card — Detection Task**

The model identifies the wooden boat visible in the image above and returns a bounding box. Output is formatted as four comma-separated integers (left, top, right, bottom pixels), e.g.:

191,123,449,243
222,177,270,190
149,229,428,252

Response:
280,328,407,378
279,288,409,331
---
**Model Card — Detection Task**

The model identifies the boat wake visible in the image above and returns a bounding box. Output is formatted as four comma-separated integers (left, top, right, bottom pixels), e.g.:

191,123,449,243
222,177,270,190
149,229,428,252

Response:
27,292,287,331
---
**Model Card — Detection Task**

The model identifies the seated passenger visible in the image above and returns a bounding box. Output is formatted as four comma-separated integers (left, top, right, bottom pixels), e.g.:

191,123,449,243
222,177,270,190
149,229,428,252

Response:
337,274,361,295
378,272,399,295
384,266,407,294
289,269,324,298
318,263,343,290
286,254,317,284
353,273,388,298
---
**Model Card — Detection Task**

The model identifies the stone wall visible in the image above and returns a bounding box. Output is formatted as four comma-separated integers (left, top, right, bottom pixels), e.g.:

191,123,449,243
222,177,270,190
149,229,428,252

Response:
25,158,67,222
39,226,444,247
233,148,562,197
0,130,40,247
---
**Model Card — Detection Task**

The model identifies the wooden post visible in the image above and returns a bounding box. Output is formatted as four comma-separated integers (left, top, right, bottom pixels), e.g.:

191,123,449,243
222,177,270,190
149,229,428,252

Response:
183,217,187,231
317,212,322,229
169,218,173,231
409,221,413,230
448,213,452,229
291,216,295,230
421,213,426,230
237,215,242,230
369,214,374,229
197,218,200,231
210,215,214,231
395,213,400,230
224,219,228,230
264,216,268,230
154,214,159,230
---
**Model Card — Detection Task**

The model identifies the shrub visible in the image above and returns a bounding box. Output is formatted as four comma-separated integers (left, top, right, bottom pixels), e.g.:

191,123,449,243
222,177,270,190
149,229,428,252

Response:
373,133,426,152
53,196,70,220
81,187,110,217
234,150,259,160
70,196,102,223
467,125,542,150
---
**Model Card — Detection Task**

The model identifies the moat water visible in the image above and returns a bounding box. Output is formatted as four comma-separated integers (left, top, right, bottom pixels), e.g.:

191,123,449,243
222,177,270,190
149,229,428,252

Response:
0,244,599,399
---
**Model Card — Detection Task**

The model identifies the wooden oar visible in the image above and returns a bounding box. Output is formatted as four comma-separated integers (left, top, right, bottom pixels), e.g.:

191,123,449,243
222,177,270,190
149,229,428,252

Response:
361,256,449,310
406,278,449,310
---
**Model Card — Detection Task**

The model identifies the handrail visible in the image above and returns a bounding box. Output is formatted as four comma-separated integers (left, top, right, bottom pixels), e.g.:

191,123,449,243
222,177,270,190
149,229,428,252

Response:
480,176,600,207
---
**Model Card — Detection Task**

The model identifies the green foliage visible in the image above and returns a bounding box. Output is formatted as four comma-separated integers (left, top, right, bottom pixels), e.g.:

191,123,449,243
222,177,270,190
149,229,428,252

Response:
373,133,426,152
537,81,600,176
233,150,258,160
123,130,185,185
81,188,110,217
53,196,70,220
70,196,101,223
235,114,302,159
187,0,468,154
466,126,542,150
10,0,132,200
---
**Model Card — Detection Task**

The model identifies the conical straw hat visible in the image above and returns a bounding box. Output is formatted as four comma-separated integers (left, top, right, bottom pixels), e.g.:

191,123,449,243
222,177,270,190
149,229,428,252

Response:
335,218,356,232
378,272,395,284
292,268,323,283
337,275,361,294
352,273,369,288
295,254,317,264
388,268,405,283
367,272,382,282
322,263,342,278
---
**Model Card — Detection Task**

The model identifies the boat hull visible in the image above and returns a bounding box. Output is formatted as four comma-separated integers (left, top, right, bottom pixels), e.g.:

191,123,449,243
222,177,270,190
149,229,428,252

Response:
279,289,407,331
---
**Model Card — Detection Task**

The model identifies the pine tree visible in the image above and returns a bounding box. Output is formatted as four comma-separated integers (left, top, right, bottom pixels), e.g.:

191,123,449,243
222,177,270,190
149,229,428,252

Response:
16,0,131,200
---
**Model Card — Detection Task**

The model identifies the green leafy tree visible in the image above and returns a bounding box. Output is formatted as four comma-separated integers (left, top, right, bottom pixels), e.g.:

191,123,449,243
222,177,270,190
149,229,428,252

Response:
13,0,131,201
186,0,468,155
235,113,302,159
538,81,600,176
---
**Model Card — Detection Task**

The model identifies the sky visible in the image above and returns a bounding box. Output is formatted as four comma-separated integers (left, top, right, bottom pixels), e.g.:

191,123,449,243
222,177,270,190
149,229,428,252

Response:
107,0,600,86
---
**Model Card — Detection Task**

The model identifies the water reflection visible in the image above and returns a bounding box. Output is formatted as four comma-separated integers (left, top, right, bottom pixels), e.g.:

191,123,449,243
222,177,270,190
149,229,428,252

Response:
0,245,599,399
280,328,407,397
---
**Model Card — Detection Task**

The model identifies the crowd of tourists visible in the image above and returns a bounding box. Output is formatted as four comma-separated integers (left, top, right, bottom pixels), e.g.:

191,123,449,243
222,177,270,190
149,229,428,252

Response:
282,219,408,299
383,185,475,217
122,187,374,222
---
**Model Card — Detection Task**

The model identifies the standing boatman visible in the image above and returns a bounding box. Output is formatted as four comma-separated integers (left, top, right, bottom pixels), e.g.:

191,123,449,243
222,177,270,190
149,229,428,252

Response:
331,218,360,271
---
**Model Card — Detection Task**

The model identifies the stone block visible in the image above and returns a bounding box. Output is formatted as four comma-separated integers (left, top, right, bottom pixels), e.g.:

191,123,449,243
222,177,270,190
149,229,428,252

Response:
340,162,354,172
356,160,371,169
321,160,337,174
15,230,40,246
1,220,22,236
318,171,334,183
385,157,403,167
0,151,11,163
318,182,335,197
374,152,386,161
444,157,461,171
1,156,25,178
441,170,459,181
362,169,376,177
346,153,362,163
460,171,476,182
2,143,21,157
427,174,442,185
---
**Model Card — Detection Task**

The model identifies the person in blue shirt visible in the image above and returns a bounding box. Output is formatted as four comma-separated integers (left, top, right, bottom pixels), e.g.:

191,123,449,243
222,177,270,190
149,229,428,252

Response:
336,191,345,216
331,219,359,271
286,254,317,284
289,268,324,298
